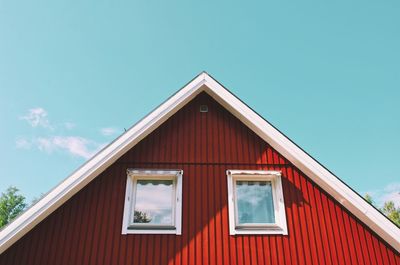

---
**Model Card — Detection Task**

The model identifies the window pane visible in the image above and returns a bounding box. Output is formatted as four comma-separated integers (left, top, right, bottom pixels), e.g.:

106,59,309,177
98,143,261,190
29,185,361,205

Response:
133,179,174,225
236,180,275,224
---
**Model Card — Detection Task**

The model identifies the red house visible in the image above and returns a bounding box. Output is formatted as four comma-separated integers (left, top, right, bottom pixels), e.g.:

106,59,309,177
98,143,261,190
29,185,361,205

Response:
0,72,399,264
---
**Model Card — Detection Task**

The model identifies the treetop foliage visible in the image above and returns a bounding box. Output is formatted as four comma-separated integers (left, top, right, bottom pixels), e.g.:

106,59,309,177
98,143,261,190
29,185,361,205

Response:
0,186,27,228
364,193,400,227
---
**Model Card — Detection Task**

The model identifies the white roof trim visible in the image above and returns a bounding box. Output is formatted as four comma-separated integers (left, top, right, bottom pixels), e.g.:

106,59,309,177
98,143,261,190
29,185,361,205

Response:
1,72,399,254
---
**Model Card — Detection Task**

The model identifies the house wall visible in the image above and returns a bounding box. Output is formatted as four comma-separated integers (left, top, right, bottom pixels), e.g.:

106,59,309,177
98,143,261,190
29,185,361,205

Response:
1,92,399,265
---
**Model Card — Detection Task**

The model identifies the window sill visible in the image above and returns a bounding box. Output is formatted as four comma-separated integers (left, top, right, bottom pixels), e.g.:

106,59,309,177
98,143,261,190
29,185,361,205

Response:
122,227,180,235
231,225,288,235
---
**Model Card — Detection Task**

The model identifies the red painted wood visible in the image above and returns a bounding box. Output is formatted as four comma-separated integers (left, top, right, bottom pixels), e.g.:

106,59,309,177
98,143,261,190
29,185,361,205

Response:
1,92,399,265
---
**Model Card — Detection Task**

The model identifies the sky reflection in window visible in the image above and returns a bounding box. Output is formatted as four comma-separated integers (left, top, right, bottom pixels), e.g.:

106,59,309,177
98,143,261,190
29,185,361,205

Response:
236,180,275,224
133,180,173,225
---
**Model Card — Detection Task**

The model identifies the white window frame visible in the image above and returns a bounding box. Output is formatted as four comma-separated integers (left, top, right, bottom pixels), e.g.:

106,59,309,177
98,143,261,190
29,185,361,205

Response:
121,169,183,235
227,170,288,235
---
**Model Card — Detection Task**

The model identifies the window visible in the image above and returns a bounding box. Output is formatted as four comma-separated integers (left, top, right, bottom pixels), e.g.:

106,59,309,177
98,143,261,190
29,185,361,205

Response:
227,170,288,235
122,169,183,234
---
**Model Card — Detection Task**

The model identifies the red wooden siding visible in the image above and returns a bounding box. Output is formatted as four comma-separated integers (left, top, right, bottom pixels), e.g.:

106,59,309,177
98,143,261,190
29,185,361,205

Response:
1,92,399,265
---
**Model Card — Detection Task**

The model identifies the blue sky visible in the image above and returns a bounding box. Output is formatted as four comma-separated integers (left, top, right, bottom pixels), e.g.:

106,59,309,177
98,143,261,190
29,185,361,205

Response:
0,1,399,206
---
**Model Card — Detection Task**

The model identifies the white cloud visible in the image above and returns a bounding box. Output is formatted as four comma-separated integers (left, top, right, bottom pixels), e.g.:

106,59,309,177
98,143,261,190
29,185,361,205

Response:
100,127,119,136
379,183,400,207
35,136,105,159
20,108,53,129
135,182,173,224
36,137,55,152
364,182,400,207
15,137,32,149
64,122,76,130
18,108,107,159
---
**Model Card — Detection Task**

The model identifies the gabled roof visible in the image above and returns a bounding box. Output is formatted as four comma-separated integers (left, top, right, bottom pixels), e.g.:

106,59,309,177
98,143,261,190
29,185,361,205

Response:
1,72,399,254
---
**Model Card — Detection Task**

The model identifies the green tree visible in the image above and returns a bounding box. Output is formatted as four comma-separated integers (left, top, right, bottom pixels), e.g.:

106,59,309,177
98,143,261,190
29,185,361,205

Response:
133,210,152,223
364,194,400,227
31,193,45,205
381,201,400,227
0,186,27,228
364,193,374,205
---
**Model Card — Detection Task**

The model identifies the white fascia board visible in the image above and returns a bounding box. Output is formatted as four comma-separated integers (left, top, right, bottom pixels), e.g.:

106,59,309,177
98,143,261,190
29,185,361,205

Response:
0,73,208,255
203,74,400,252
